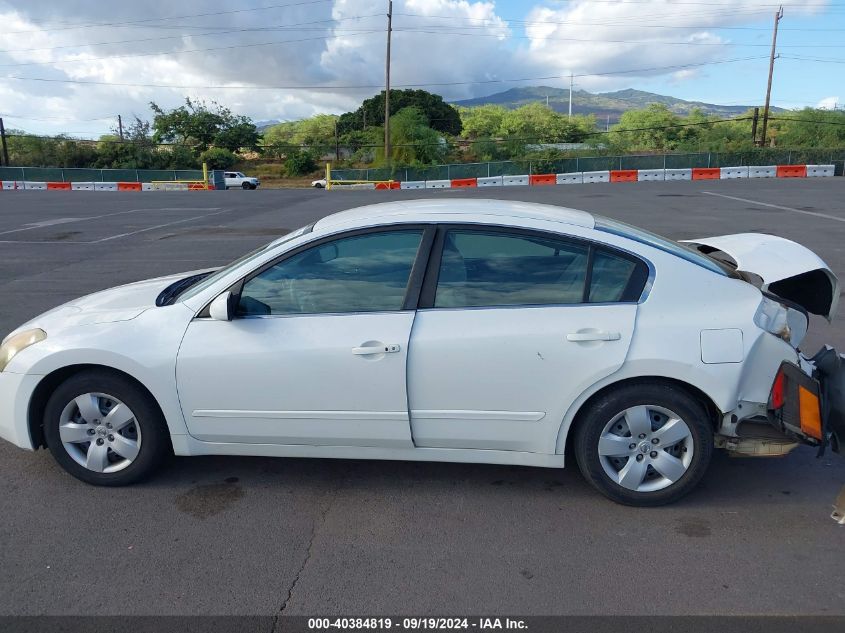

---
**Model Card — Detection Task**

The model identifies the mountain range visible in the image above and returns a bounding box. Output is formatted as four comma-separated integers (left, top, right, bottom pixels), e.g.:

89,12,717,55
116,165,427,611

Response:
452,86,782,123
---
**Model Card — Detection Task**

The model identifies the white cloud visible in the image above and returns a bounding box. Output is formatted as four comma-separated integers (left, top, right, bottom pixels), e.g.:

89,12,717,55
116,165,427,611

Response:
816,96,839,110
519,0,828,91
0,0,834,135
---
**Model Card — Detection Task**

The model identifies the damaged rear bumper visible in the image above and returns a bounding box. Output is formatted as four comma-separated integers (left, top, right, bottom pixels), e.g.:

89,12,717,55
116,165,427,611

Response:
767,346,845,455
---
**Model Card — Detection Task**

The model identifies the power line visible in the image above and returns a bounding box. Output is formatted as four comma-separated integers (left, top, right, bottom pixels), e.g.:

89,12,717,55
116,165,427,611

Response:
0,32,381,68
392,27,845,48
0,56,767,91
0,16,382,55
395,12,845,32
1,0,333,35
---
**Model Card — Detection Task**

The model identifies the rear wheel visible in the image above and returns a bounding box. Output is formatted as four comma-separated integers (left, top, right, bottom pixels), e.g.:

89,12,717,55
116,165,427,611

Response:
574,383,713,506
43,371,169,486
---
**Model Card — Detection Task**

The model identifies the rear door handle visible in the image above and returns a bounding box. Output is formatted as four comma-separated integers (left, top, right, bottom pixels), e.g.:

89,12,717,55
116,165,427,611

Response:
566,331,621,342
352,344,401,355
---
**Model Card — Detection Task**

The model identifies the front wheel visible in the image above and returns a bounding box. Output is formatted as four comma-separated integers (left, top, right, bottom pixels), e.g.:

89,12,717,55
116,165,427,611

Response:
43,370,170,486
573,383,714,506
242,182,251,190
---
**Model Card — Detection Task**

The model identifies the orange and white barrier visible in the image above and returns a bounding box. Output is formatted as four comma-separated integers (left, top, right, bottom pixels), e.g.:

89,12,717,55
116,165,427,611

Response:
503,175,529,186
807,164,835,177
749,166,777,178
477,176,503,187
637,169,665,182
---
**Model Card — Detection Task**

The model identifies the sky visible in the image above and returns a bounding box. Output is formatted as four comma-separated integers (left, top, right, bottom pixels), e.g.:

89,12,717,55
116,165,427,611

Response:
0,0,844,137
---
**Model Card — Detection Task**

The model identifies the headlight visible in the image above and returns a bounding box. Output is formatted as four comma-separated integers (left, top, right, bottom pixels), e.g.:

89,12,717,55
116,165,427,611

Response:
0,328,46,372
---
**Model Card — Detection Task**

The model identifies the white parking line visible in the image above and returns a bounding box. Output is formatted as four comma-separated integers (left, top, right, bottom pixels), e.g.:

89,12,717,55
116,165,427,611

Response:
0,207,222,237
0,208,230,244
91,209,232,243
702,191,845,224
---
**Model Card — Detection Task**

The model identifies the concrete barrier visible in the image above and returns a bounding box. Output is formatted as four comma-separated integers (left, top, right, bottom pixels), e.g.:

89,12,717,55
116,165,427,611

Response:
141,183,156,191
451,178,477,188
748,165,777,178
23,181,48,190
556,173,583,185
637,169,665,182
71,182,96,191
95,182,119,191
807,164,835,178
720,166,749,179
664,169,692,181
477,176,503,187
610,170,638,182
400,181,426,189
47,182,72,190
692,168,721,180
2,181,20,190
776,165,807,178
582,170,610,184
117,182,143,191
503,175,529,186
374,182,401,190
529,174,556,186
425,180,452,189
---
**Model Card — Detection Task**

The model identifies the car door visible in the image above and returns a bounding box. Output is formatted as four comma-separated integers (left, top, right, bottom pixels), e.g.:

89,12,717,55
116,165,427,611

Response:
176,226,433,447
407,226,649,454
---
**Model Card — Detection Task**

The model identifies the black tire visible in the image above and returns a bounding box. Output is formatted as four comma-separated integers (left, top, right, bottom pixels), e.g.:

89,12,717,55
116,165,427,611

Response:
314,183,324,189
573,383,714,506
242,182,251,190
43,370,170,486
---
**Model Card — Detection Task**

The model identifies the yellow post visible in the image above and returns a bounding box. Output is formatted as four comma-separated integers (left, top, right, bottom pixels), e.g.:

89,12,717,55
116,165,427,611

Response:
326,162,332,191
202,162,209,190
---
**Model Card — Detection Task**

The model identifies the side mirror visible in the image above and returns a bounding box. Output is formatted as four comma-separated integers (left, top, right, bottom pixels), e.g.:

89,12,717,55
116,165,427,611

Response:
209,291,233,321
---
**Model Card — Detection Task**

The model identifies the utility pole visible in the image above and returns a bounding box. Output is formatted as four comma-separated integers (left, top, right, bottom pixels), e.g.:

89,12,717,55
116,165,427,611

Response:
751,106,760,144
335,119,340,162
0,118,8,167
759,5,783,147
117,114,124,141
568,73,574,119
384,0,393,169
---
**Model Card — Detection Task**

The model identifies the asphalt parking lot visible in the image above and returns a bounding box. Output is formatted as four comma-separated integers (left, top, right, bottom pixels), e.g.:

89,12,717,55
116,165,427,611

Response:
0,179,843,617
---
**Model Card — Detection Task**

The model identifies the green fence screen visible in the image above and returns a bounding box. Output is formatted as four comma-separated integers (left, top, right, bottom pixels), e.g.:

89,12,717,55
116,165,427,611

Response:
331,149,845,181
0,167,205,182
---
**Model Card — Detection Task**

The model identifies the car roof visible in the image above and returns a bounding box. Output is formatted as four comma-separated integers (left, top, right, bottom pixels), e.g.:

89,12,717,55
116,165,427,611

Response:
312,199,595,232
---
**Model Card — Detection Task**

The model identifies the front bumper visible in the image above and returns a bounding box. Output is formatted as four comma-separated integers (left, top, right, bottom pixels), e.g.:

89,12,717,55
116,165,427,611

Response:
0,371,42,450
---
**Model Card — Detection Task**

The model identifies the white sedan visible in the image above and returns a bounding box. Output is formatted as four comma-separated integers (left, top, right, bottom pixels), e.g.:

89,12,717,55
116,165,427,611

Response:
1,199,842,505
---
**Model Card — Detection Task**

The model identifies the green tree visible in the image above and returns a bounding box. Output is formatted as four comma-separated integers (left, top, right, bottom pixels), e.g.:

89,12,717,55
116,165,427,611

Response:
338,89,461,136
263,114,338,157
284,150,318,176
774,108,845,148
609,103,685,151
199,147,238,170
459,105,508,139
150,98,258,153
375,107,446,167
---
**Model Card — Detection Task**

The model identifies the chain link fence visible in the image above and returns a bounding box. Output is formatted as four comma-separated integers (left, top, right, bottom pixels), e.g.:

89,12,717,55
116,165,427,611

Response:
332,149,845,181
0,167,205,182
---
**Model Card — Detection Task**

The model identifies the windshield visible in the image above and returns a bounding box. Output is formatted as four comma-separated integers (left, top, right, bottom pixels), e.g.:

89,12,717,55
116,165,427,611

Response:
595,216,731,276
176,223,314,302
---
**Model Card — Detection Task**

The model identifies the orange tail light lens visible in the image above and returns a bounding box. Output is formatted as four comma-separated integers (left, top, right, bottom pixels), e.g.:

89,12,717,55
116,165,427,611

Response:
798,385,823,440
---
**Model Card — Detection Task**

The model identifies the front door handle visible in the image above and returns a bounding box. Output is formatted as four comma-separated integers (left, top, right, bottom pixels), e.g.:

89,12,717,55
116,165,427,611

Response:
352,343,401,355
566,331,621,342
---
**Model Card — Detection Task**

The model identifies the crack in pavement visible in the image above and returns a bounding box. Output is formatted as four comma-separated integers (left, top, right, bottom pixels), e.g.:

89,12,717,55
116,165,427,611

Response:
270,470,348,629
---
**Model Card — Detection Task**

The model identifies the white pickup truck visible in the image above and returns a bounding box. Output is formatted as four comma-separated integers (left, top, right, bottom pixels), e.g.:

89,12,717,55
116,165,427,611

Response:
223,172,260,190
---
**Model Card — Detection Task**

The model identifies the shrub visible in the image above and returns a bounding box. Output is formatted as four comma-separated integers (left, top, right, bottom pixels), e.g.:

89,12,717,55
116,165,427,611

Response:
198,147,238,170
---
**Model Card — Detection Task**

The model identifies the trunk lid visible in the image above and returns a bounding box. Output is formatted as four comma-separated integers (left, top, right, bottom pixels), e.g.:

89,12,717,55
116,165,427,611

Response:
682,233,839,320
